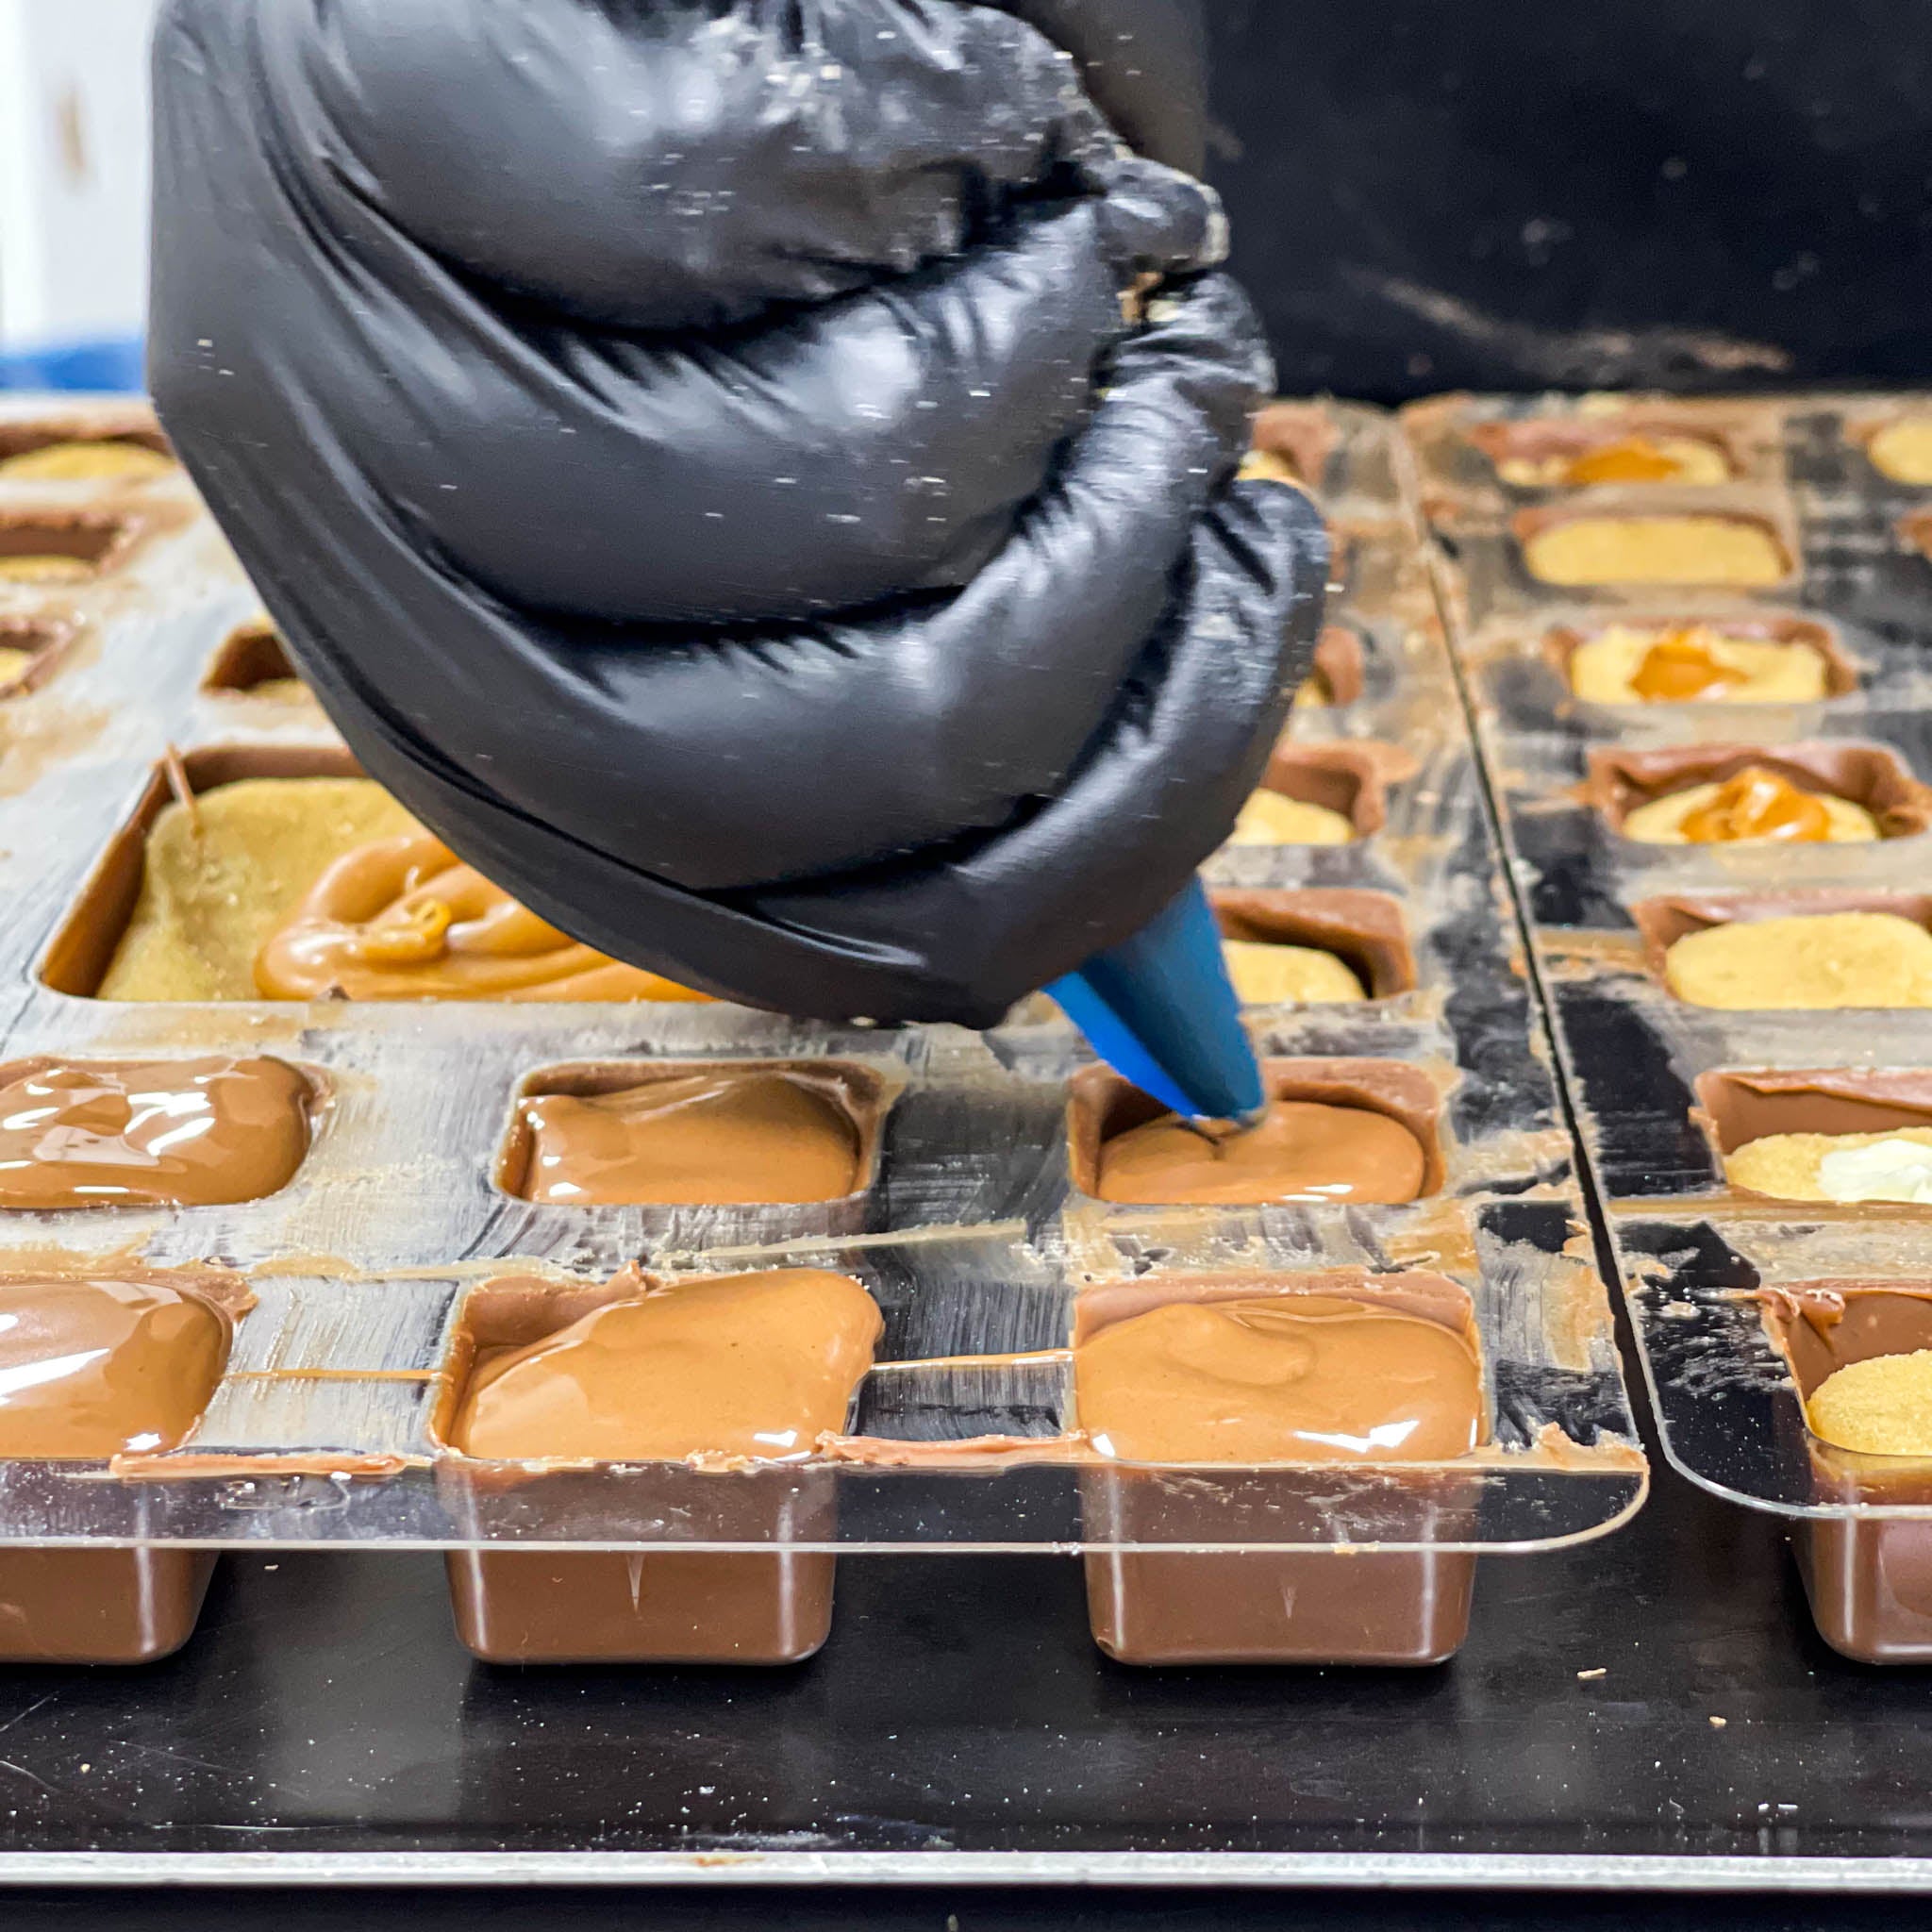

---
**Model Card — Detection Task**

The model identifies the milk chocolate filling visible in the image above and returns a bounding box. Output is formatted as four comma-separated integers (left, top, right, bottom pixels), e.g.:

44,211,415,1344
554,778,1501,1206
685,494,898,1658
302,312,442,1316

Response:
201,618,307,697
1761,1285,1932,1406
1069,1059,1443,1206
1695,1069,1932,1158
0,1054,317,1208
1073,1274,1483,1465
1587,743,1930,840
496,1061,883,1207
1209,889,1416,1001
1249,402,1339,492
0,1274,236,1457
442,1268,882,1466
0,510,131,579
1248,741,1418,840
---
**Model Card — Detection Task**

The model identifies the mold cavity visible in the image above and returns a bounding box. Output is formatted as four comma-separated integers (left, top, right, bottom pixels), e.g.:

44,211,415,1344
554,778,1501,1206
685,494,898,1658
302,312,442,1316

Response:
0,415,173,482
1210,888,1415,1007
1761,1285,1932,1455
1899,509,1932,563
1067,1058,1444,1206
1544,615,1855,706
1297,623,1366,709
1855,416,1932,487
1242,402,1338,491
1587,742,1928,843
1469,418,1736,489
42,746,708,1005
1515,507,1792,589
1632,892,1932,1012
201,617,308,700
1227,742,1407,846
495,1059,891,1207
0,1054,321,1209
0,512,129,585
0,612,75,695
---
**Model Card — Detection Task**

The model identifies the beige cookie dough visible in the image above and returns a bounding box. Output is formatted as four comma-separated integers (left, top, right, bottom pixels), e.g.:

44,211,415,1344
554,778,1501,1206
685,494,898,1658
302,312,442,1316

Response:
1725,1126,1932,1202
1807,1351,1932,1457
0,441,173,482
1569,625,1828,705
1499,434,1731,489
1865,419,1932,486
0,555,92,585
1524,515,1788,587
1239,447,1304,487
1623,778,1877,844
1224,941,1367,1005
1664,911,1932,1010
1225,791,1357,846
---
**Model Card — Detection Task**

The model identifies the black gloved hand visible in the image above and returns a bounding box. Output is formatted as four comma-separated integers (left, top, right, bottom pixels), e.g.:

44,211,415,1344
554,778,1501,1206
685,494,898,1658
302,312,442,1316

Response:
149,0,1327,1027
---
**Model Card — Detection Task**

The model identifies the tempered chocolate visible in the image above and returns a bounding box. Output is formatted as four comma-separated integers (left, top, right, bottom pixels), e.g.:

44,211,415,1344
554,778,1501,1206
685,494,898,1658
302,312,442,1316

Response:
1588,742,1931,841
0,1055,315,1208
506,1069,864,1206
1210,889,1416,1001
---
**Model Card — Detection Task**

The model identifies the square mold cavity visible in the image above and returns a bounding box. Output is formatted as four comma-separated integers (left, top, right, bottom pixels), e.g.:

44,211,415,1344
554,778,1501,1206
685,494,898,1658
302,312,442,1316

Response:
1512,499,1799,591
494,1058,895,1207
1072,1270,1485,1665
1758,1283,1932,1663
41,741,363,998
0,610,78,696
430,1272,854,1664
0,411,172,472
1467,413,1742,490
1303,623,1367,708
1629,890,1932,983
1248,741,1416,841
1586,742,1930,840
1542,614,1858,702
1249,401,1340,491
1209,888,1417,1002
1065,1058,1446,1204
0,508,136,585
1694,1068,1932,1163
201,617,308,698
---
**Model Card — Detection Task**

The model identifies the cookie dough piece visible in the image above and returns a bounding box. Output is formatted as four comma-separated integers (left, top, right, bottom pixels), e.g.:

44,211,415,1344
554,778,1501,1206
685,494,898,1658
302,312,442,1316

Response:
1225,791,1356,846
1725,1127,1932,1203
1569,625,1828,705
99,777,420,1000
1499,433,1731,489
0,556,92,585
1223,941,1367,1006
0,645,36,684
0,441,174,482
1807,1351,1932,1457
1623,769,1878,844
1095,1099,1428,1206
1238,447,1304,487
1865,419,1932,486
1664,911,1932,1010
1524,515,1788,587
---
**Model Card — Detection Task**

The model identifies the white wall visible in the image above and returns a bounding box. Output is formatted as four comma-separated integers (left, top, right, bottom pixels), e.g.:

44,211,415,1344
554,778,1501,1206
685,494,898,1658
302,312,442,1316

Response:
0,0,157,350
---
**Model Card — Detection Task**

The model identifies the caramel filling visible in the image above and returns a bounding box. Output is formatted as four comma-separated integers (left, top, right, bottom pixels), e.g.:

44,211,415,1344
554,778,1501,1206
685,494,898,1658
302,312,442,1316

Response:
1095,1099,1427,1206
1678,766,1833,843
0,1056,313,1208
1563,434,1712,485
0,441,173,482
1630,631,1749,701
1075,1295,1483,1463
0,1277,229,1457
511,1072,863,1206
450,1270,881,1463
257,832,708,1002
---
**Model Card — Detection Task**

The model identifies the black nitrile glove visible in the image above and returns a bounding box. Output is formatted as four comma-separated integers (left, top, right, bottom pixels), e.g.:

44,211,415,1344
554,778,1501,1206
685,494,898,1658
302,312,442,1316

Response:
148,0,1327,1027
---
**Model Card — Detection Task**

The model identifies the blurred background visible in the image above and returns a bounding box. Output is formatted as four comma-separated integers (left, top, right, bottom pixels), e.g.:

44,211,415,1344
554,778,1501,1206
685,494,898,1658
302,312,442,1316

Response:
2,0,1925,396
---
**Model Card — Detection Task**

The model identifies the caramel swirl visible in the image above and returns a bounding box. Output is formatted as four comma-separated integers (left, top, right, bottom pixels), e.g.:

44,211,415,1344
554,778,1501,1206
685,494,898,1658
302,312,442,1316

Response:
1562,435,1687,484
1629,628,1749,701
256,834,708,1002
1678,766,1832,844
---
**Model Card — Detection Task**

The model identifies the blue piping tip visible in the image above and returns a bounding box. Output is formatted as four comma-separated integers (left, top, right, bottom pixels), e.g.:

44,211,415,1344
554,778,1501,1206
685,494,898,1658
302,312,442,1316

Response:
1046,876,1266,1126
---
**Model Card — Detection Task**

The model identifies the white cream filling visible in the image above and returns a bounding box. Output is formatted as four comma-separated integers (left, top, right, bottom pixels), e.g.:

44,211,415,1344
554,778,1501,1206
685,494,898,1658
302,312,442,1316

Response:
1818,1138,1932,1206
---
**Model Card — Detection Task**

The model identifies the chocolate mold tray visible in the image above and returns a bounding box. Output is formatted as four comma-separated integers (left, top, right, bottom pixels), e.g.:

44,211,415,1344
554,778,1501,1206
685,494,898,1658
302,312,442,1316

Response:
0,393,1641,1561
1428,391,1932,1651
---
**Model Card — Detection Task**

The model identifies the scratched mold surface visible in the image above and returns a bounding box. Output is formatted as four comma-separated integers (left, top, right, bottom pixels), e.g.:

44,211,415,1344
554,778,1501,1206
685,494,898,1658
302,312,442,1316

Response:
1419,389,1932,1529
0,394,1641,1556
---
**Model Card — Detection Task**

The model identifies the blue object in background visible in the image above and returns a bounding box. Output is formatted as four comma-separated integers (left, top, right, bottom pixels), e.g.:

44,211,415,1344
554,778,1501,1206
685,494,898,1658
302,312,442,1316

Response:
0,336,144,392
1047,876,1266,1124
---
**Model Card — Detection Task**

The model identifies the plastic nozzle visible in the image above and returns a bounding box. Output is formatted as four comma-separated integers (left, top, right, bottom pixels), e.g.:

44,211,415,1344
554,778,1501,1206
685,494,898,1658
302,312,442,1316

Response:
1046,876,1266,1126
